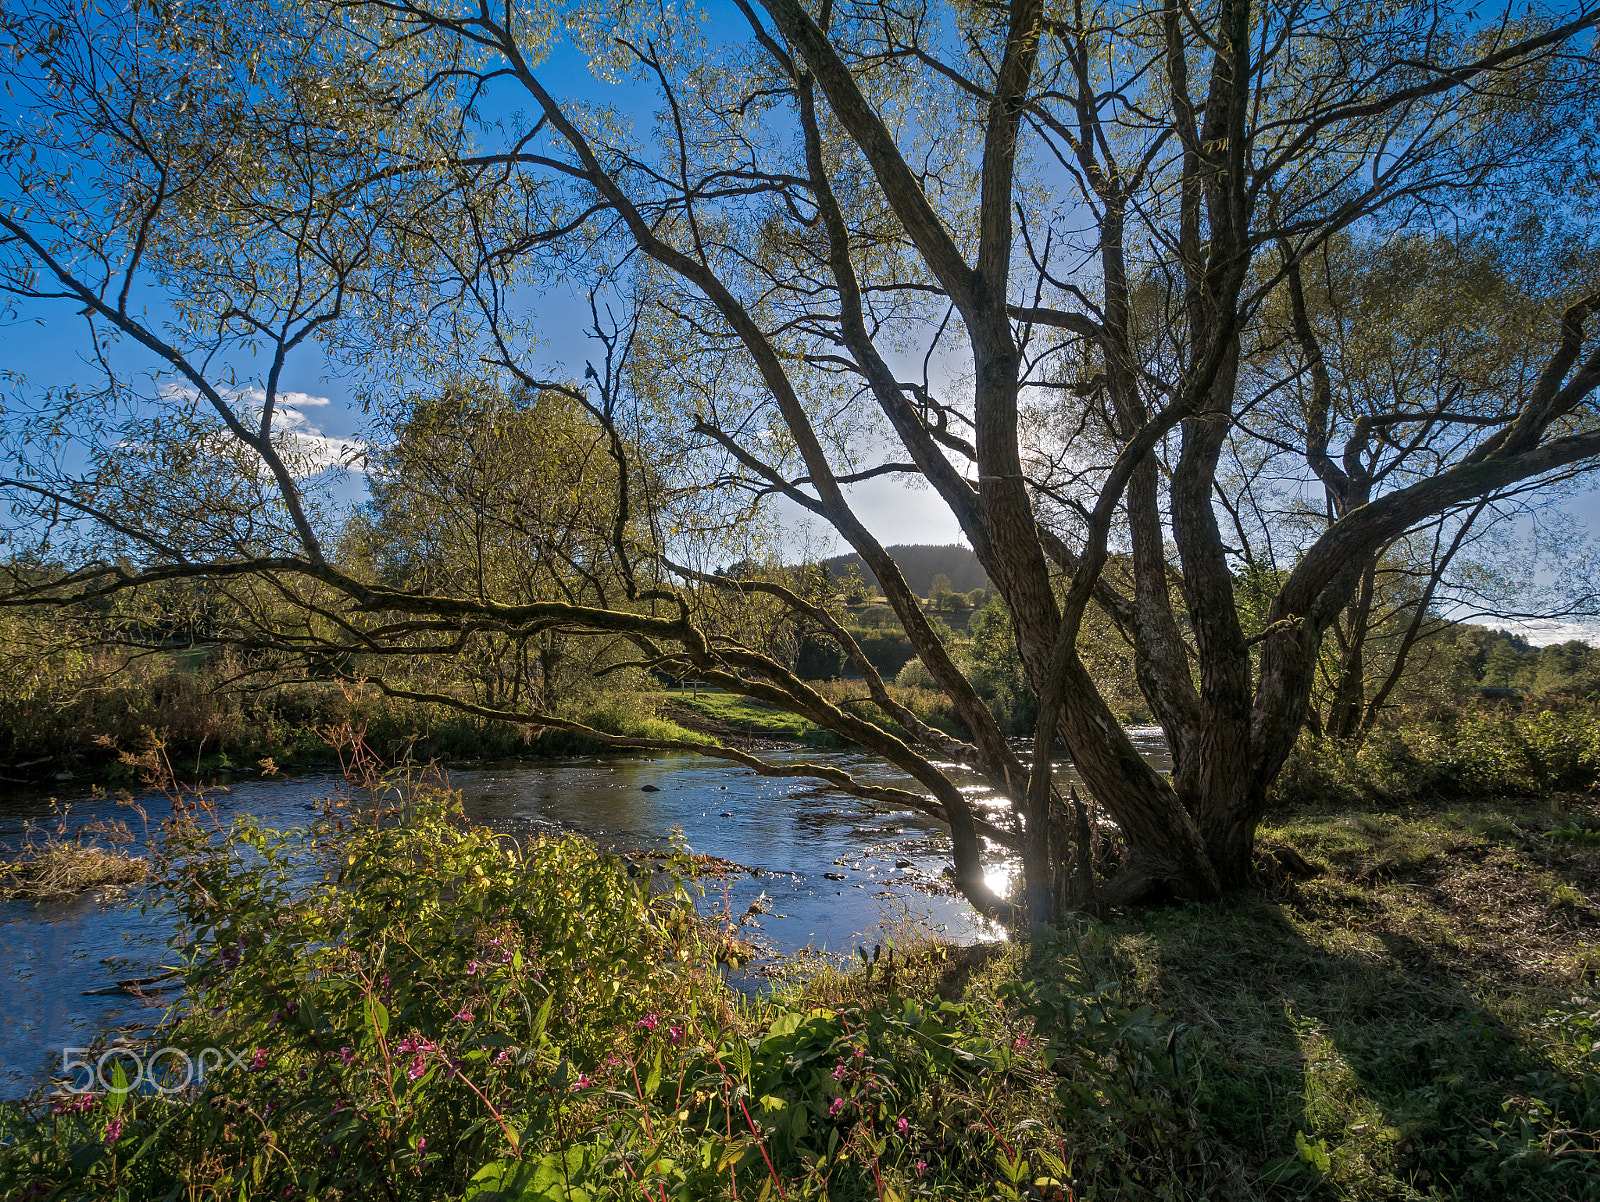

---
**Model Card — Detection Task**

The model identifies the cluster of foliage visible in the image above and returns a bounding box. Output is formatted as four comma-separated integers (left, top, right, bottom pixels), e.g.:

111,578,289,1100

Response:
819,548,990,600
1276,704,1600,809
0,648,706,782
1459,630,1600,700
1,785,1226,1201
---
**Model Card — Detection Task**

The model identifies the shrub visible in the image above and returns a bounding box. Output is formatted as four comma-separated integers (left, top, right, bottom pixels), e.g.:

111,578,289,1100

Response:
1272,704,1600,808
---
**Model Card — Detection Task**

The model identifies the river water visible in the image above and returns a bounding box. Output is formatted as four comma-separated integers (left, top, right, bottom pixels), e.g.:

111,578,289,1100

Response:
0,733,1169,1097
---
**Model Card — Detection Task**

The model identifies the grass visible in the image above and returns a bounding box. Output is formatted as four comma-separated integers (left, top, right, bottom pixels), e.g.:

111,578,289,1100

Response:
1,810,149,901
576,695,716,746
781,793,1600,1199
659,689,833,743
1095,793,1600,1199
0,841,148,900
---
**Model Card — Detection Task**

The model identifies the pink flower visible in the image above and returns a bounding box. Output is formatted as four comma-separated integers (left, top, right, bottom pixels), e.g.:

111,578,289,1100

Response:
338,1047,355,1066
897,1117,908,1136
494,1049,511,1066
637,1013,659,1031
668,1025,683,1045
916,1160,927,1177
453,1008,474,1024
573,1073,594,1090
407,1055,428,1081
104,1117,124,1143
830,1064,846,1080
249,1048,268,1070
417,1136,427,1155
466,960,480,976
829,1097,845,1117
1013,1034,1032,1049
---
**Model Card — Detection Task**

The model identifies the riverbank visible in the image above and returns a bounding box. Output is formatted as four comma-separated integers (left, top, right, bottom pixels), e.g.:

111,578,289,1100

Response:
3,784,1596,1199
0,683,724,786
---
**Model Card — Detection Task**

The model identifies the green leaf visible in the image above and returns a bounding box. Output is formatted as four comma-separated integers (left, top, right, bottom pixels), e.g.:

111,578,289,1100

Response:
531,995,553,1042
764,1010,804,1042
644,1049,662,1096
365,996,390,1038
106,1063,129,1113
730,1038,753,1081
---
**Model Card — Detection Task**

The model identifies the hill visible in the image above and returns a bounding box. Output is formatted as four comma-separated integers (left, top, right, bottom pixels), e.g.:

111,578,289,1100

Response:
821,543,987,596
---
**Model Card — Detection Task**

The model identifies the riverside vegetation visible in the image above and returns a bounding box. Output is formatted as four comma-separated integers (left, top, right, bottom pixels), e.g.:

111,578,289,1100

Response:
3,711,1599,1202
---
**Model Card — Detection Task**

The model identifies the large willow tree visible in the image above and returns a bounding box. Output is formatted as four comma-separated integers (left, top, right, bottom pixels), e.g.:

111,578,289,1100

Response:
1,0,1597,920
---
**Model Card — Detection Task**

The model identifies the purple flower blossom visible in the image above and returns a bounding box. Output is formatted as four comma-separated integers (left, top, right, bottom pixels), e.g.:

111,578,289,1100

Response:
897,1117,909,1136
465,960,479,976
494,1049,511,1066
338,1047,355,1066
249,1048,268,1070
452,1008,474,1024
637,1013,659,1031
103,1117,124,1143
668,1025,683,1045
573,1073,594,1090
830,1064,846,1080
417,1136,427,1155
407,1055,428,1081
829,1097,845,1117
915,1160,927,1177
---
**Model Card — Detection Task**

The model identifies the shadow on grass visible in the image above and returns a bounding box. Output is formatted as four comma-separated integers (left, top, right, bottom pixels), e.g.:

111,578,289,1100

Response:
1105,869,1599,1200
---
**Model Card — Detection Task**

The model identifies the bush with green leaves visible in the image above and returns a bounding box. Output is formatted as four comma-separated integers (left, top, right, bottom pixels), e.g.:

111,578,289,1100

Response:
1274,704,1600,809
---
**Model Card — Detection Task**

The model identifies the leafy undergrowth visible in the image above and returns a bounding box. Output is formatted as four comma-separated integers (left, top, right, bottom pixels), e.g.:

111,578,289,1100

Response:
5,784,1597,1200
1106,794,1600,1201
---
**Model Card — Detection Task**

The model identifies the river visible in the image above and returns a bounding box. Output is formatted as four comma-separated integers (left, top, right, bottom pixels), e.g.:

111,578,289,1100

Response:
0,732,1170,1097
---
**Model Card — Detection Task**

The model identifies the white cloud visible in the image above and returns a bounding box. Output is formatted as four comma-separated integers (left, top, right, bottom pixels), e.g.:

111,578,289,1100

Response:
1481,618,1600,647
156,382,363,476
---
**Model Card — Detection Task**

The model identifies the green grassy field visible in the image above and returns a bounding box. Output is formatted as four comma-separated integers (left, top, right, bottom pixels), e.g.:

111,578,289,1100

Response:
656,688,833,742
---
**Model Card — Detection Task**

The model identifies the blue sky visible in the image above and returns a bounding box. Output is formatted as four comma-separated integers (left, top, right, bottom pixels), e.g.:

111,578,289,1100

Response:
2,12,1594,643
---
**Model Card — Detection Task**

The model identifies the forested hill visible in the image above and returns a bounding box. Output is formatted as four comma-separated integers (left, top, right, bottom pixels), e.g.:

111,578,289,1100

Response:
821,544,988,595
